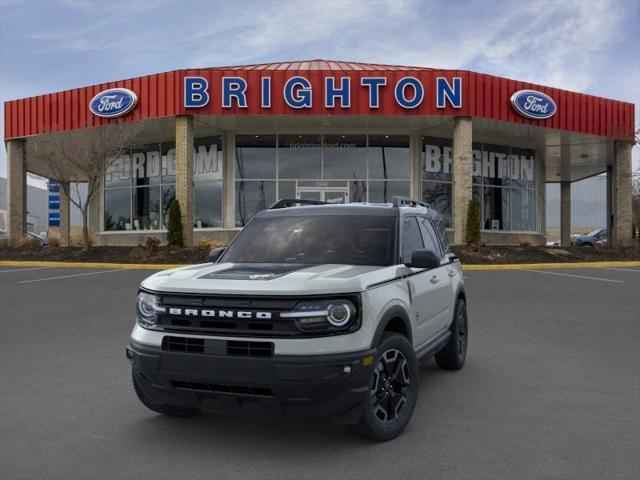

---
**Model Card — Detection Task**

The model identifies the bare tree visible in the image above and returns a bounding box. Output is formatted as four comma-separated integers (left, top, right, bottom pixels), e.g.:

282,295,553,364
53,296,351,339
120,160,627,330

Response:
27,121,144,250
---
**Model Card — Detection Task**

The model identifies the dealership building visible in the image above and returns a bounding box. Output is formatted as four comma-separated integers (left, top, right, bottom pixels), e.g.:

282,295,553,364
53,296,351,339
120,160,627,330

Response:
3,60,635,247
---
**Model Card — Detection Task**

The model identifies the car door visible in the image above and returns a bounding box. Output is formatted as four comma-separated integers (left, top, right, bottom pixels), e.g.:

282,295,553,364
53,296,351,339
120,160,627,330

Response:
418,216,454,332
400,216,451,347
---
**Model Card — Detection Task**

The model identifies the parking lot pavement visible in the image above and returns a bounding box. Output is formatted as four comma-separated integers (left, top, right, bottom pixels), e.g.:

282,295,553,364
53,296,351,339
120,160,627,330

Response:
1,266,639,480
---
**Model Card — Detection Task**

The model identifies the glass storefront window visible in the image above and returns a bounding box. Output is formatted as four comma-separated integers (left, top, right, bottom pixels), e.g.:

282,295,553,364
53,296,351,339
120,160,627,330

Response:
195,181,223,228
104,188,131,231
161,185,175,228
236,180,276,227
423,136,537,232
368,135,410,179
161,142,176,184
510,147,535,189
278,134,322,179
368,180,410,204
510,189,535,231
236,135,276,179
422,181,452,227
323,135,367,179
132,186,160,230
132,143,161,187
483,186,509,231
104,136,223,232
422,137,452,182
105,154,131,188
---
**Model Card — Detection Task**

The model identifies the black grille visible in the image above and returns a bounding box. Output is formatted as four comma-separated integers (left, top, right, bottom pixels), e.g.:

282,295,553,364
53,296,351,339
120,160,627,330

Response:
171,380,274,397
162,336,205,353
162,336,274,357
227,340,274,357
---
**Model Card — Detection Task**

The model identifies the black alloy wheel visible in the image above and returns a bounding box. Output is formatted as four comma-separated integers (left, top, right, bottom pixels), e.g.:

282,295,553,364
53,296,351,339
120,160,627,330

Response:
371,348,411,423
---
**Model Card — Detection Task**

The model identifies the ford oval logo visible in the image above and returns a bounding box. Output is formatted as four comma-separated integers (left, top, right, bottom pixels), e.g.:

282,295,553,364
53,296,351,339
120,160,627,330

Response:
510,89,556,120
89,88,138,118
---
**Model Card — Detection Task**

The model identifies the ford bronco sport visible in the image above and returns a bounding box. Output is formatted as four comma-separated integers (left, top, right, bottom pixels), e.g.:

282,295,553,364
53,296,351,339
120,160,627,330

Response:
127,197,468,441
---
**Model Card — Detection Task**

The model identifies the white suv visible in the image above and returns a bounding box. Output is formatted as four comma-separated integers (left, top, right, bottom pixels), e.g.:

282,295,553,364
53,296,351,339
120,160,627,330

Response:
127,197,468,441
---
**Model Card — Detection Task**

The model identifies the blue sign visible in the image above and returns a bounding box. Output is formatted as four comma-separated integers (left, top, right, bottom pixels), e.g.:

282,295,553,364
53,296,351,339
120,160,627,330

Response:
48,181,60,193
510,90,556,120
89,88,138,118
49,199,60,210
48,212,60,227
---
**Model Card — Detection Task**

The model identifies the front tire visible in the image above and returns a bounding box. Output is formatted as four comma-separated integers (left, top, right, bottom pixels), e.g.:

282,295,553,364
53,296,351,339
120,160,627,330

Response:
435,298,468,370
132,371,201,418
352,333,419,441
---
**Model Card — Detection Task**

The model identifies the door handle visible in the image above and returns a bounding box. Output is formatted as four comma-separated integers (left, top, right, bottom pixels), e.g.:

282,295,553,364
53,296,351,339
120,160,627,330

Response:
430,275,440,284
448,270,457,278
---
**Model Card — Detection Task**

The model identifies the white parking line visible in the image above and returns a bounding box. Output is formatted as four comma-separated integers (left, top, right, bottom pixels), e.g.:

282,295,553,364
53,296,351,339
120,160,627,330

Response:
598,267,640,273
18,269,123,284
0,266,55,273
527,269,624,283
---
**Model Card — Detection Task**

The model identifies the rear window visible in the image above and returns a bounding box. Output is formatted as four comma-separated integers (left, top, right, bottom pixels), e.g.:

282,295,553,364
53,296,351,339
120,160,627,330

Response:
222,215,397,266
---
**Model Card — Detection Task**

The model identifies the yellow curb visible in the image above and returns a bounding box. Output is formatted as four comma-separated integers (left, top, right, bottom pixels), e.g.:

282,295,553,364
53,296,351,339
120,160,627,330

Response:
463,261,640,271
1,260,639,271
0,260,186,270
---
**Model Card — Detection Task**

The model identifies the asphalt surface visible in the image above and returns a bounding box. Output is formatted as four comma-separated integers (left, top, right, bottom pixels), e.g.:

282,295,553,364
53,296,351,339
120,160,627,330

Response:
0,265,639,480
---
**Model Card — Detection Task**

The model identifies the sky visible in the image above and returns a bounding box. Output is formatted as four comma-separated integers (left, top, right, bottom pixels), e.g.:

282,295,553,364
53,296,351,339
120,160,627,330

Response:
1,0,639,182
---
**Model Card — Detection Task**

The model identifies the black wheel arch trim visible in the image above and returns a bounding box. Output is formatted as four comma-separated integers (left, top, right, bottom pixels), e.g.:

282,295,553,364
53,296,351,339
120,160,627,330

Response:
371,305,413,348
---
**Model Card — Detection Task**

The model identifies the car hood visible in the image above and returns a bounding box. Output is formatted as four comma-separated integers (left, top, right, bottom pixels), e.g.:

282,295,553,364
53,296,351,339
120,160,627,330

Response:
140,262,404,295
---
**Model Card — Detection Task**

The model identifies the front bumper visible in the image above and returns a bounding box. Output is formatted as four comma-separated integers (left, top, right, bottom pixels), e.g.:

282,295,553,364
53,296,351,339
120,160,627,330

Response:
127,339,376,424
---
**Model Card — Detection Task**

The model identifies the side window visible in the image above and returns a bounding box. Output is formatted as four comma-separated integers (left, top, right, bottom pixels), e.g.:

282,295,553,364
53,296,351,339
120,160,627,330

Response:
419,217,442,258
402,217,424,264
431,213,450,253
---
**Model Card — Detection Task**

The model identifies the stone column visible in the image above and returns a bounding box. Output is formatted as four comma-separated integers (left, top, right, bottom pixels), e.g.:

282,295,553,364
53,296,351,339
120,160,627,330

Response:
611,141,633,247
59,182,70,247
452,117,473,245
560,181,571,246
175,115,194,246
410,133,422,200
6,139,27,244
222,133,236,229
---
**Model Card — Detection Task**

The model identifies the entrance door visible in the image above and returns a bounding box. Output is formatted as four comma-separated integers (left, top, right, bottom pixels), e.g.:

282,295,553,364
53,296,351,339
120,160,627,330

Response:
296,185,349,204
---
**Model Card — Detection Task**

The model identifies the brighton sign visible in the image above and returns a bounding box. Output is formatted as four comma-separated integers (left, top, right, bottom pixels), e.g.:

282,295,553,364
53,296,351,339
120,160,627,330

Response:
183,75,463,110
510,89,557,120
89,88,138,118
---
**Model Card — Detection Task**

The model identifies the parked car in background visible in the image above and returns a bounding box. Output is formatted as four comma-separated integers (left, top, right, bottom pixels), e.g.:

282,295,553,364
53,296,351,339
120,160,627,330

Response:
0,230,48,245
572,229,607,247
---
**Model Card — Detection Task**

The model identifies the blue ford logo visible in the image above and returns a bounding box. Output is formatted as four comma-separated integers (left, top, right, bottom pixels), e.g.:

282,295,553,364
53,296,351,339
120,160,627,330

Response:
510,89,556,120
89,88,138,118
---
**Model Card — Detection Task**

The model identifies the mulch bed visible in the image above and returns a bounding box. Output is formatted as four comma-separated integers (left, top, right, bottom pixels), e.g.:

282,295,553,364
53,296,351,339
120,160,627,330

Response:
451,245,640,264
0,245,210,264
1,243,639,265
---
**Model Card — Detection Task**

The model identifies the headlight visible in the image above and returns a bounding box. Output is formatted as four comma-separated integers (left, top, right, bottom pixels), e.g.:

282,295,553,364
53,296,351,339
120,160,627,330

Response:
136,292,165,327
281,299,357,333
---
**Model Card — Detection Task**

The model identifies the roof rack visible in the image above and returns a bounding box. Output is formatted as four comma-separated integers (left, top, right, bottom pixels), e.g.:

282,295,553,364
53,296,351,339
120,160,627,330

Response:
269,198,328,209
391,196,430,209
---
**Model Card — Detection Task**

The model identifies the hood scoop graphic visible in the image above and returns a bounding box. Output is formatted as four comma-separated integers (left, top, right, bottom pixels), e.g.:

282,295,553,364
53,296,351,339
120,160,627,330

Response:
198,264,310,281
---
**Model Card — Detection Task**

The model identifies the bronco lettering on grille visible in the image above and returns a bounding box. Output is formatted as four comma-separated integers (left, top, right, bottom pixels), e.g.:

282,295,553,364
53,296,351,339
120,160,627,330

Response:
167,308,272,320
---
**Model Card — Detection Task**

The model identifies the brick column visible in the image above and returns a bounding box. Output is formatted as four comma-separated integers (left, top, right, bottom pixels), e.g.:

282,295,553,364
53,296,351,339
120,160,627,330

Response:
222,133,236,229
452,117,473,245
175,115,194,246
6,139,27,244
560,181,571,246
59,182,70,246
611,141,633,247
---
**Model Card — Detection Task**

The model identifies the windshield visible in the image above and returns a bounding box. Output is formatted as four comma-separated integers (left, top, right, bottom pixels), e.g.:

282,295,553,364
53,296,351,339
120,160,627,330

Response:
587,229,603,237
222,214,397,266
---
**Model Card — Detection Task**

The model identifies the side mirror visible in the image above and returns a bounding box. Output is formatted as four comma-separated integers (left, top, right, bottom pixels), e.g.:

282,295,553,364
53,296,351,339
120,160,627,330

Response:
406,249,441,269
208,247,226,263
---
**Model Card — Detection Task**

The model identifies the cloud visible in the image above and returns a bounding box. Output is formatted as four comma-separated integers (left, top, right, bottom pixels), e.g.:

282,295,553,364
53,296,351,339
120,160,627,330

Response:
1,0,638,175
